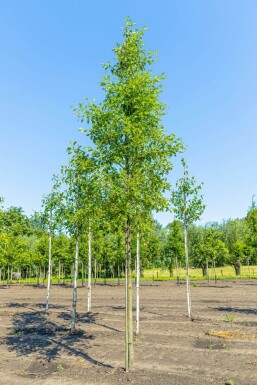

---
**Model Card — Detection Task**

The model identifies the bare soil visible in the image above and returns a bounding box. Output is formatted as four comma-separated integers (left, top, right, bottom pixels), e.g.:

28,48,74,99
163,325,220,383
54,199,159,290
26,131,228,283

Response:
1,279,257,385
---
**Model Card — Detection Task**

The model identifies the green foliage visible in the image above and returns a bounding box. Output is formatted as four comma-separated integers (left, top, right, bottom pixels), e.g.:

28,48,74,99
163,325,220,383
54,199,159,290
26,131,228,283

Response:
75,18,183,222
171,159,205,228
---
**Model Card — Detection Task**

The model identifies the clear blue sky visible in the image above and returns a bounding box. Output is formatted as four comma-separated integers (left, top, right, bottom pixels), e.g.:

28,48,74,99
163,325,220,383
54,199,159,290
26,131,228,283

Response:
1,0,257,226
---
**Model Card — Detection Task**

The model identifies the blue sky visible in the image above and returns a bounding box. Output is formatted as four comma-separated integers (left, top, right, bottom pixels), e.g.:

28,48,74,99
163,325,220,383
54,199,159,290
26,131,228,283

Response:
0,0,257,225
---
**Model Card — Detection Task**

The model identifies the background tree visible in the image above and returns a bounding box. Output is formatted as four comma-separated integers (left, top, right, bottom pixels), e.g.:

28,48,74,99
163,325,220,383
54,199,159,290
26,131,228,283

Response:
171,158,205,319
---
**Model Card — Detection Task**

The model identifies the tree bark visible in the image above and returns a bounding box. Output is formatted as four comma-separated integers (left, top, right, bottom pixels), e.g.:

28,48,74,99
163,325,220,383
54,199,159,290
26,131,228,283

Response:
235,264,241,276
118,259,120,286
81,260,84,287
94,259,97,287
136,228,140,335
58,259,61,286
175,256,180,284
125,217,134,371
202,265,207,277
88,226,92,312
184,226,192,320
45,232,52,310
71,236,79,332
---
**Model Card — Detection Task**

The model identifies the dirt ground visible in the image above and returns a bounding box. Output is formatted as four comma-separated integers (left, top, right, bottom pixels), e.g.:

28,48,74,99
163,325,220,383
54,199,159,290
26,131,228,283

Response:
0,280,257,385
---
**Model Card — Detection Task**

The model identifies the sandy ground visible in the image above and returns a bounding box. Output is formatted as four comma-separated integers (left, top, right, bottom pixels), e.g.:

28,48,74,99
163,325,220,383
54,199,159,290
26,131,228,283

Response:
0,279,257,385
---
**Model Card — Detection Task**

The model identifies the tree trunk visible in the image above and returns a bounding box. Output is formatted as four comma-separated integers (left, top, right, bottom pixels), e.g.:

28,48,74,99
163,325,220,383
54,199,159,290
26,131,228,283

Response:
81,260,84,287
29,265,31,285
235,264,241,276
88,226,92,312
71,237,79,332
213,260,217,284
58,259,61,286
45,232,52,310
125,217,134,372
202,265,207,277
104,257,107,285
175,256,180,284
136,228,140,335
184,226,192,320
118,259,120,286
94,259,97,287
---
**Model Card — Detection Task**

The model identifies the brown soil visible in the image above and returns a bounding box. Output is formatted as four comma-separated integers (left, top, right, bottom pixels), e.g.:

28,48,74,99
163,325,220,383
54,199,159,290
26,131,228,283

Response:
0,279,257,385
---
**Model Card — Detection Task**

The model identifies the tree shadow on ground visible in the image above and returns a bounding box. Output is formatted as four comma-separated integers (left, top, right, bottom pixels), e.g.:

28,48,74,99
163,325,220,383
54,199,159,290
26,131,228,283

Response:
215,306,257,315
5,304,112,368
57,311,122,333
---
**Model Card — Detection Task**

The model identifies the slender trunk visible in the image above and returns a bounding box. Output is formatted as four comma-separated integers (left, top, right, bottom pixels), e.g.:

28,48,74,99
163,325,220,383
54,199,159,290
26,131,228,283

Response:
184,226,192,320
152,262,154,282
136,228,140,335
71,236,79,332
88,226,92,312
118,259,120,286
45,232,52,310
58,259,61,286
202,265,207,277
70,265,73,285
37,268,40,286
175,256,180,284
104,257,107,285
248,259,251,279
94,259,97,287
125,217,134,372
214,260,217,284
10,266,13,285
81,260,84,287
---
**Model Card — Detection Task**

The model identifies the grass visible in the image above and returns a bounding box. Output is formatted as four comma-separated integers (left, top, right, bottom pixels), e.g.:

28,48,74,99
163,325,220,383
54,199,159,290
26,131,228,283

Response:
2,265,257,285
142,265,257,281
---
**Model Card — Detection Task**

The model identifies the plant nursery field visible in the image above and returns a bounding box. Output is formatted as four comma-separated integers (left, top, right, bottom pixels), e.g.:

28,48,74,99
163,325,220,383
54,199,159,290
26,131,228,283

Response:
0,280,257,385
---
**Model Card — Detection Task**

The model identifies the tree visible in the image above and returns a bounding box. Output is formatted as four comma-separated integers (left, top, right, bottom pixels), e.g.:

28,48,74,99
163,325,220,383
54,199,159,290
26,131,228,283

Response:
164,220,184,282
75,19,183,371
171,159,205,319
42,191,58,310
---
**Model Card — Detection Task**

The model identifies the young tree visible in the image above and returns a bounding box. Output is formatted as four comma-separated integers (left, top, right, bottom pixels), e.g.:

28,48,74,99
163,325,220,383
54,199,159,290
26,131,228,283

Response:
171,159,205,319
75,19,183,371
42,190,60,310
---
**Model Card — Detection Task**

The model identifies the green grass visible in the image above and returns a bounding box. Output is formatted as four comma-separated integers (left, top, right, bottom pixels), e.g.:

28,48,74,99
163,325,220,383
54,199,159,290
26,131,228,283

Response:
1,265,257,285
142,265,257,281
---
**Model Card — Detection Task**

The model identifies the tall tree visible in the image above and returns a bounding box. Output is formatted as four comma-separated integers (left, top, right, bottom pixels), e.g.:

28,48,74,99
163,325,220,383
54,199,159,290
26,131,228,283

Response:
75,19,183,371
171,159,205,319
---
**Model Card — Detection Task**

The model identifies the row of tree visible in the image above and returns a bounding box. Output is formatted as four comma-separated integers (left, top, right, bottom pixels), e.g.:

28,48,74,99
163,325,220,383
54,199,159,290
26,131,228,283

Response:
1,201,256,282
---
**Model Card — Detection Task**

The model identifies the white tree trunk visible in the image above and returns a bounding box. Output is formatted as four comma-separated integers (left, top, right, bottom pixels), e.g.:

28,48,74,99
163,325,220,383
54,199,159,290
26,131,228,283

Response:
87,226,92,312
184,226,192,319
136,229,140,335
45,232,52,310
71,237,79,332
